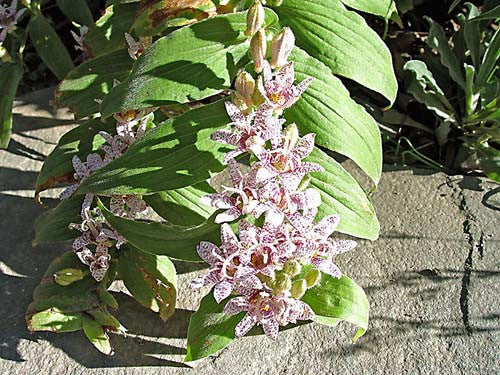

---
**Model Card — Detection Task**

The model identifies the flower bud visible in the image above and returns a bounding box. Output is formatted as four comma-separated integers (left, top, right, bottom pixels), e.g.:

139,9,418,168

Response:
251,29,267,73
273,272,292,294
283,260,301,277
235,71,256,108
283,123,299,151
305,268,321,288
245,0,265,37
270,27,295,68
54,268,85,286
291,279,307,299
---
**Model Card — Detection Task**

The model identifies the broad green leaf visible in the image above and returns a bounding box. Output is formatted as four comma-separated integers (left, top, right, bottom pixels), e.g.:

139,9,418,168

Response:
0,61,23,149
133,0,218,37
469,4,500,21
185,293,244,362
28,308,83,333
78,100,230,195
28,13,74,79
56,0,94,27
99,201,218,261
475,142,500,182
117,245,177,320
476,27,500,88
339,0,399,22
307,148,379,240
144,182,217,225
301,268,369,340
36,119,115,193
288,47,382,184
27,252,100,315
425,16,465,89
85,3,140,58
56,49,134,119
464,3,481,69
33,196,84,246
82,315,114,355
402,60,455,120
276,0,397,104
100,10,278,118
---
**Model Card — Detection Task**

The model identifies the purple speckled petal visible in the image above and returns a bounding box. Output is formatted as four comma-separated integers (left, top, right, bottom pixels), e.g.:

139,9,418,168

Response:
235,314,256,338
214,280,233,303
196,241,223,266
224,296,249,315
314,215,340,238
262,319,279,340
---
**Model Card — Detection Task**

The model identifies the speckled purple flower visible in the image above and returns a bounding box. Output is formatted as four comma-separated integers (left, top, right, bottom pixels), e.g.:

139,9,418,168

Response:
224,291,314,339
0,0,25,44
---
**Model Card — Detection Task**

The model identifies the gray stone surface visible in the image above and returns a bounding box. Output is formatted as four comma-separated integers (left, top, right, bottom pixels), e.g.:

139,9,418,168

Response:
0,89,499,374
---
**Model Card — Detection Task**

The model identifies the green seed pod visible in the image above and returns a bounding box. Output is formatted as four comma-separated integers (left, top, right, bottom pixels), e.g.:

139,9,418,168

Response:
245,0,265,37
283,260,301,277
305,268,322,288
251,29,267,73
53,268,85,286
290,279,307,299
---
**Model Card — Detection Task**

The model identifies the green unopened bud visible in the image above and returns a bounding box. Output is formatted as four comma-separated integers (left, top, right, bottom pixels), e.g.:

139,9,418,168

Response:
270,27,295,68
273,273,291,293
251,29,267,73
235,71,256,108
245,0,265,37
54,268,85,286
297,175,311,191
0,46,11,63
305,268,321,288
291,279,307,299
283,123,299,151
97,287,119,310
283,260,301,277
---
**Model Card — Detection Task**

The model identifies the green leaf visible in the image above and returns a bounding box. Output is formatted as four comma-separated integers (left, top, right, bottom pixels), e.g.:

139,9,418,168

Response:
0,61,23,149
28,13,74,79
425,16,465,89
56,49,134,119
85,3,140,58
56,0,94,27
402,60,455,120
275,0,397,104
78,100,230,195
144,182,217,225
475,142,500,182
307,148,380,240
464,3,481,69
36,119,115,193
185,293,244,362
27,252,100,315
28,308,83,332
117,245,177,320
33,196,84,246
99,201,218,262
464,64,479,116
301,268,369,340
100,10,278,118
476,27,500,88
133,0,218,37
288,47,382,184
339,0,399,20
469,4,500,21
82,315,114,355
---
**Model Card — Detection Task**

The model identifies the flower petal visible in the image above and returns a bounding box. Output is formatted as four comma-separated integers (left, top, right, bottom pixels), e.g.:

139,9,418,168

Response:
214,280,233,303
235,314,256,338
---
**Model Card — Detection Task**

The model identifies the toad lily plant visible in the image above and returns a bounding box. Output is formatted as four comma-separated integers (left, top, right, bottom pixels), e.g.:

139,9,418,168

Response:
27,0,397,361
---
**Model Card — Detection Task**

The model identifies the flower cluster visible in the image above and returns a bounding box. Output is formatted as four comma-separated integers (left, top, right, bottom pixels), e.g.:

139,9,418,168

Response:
191,5,356,340
0,0,25,45
62,107,153,280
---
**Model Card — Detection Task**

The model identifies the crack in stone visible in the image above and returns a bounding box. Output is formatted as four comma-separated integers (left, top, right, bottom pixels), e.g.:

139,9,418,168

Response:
447,176,484,333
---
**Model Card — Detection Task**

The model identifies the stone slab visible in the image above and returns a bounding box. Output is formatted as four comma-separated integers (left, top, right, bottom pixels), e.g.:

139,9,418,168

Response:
0,89,499,374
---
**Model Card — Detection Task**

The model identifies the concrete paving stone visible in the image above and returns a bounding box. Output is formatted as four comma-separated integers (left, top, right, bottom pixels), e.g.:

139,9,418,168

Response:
0,89,498,374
